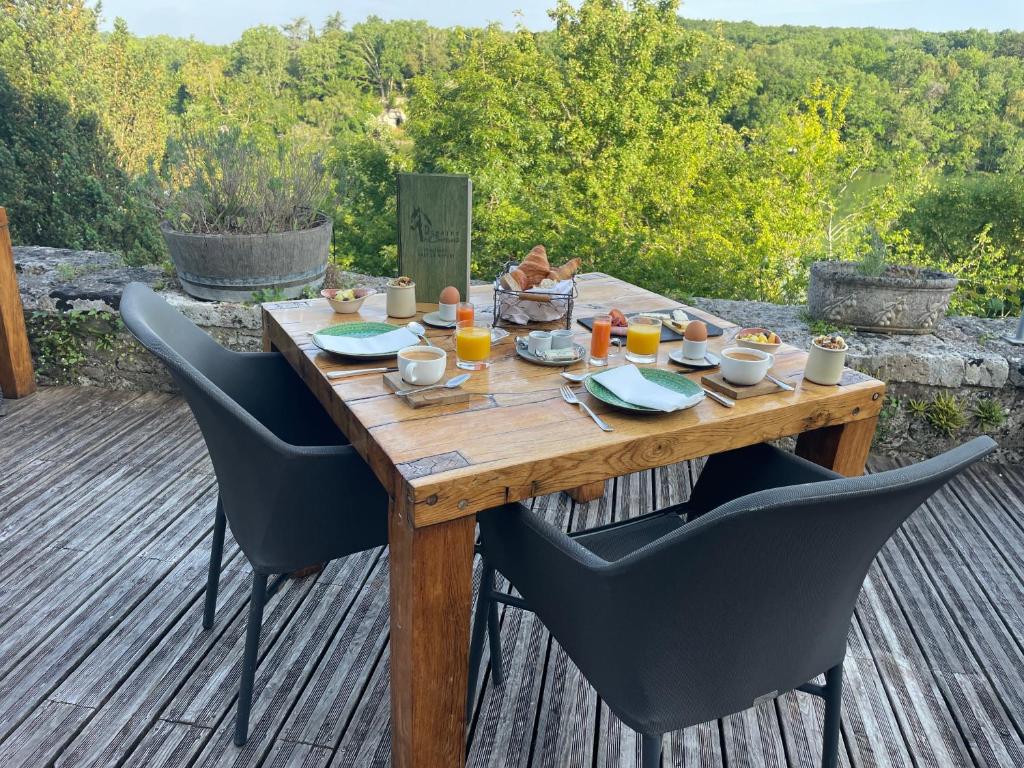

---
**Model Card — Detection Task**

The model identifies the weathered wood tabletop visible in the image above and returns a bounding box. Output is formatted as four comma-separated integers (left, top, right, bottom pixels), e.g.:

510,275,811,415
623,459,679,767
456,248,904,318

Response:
262,273,886,768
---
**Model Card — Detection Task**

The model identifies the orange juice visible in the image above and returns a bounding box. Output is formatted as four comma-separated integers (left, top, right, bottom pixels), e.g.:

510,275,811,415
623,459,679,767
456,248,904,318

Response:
456,302,475,324
590,315,612,365
456,325,491,365
626,323,661,357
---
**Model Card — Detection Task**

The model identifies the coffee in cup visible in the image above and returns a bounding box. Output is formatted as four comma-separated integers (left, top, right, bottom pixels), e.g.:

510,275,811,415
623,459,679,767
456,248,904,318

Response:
720,346,774,386
397,345,447,386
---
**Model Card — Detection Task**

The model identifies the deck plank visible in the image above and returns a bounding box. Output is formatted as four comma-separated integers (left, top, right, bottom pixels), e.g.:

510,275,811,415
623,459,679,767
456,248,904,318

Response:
468,491,573,768
527,484,613,768
0,388,1022,767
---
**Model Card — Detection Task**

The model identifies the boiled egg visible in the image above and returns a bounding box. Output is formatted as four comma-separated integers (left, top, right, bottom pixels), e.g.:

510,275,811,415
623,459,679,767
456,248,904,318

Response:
439,286,460,304
683,320,707,342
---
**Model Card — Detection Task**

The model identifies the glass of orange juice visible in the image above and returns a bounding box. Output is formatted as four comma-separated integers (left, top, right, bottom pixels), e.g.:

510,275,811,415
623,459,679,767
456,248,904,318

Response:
590,314,613,366
456,320,508,370
456,302,475,324
625,316,661,364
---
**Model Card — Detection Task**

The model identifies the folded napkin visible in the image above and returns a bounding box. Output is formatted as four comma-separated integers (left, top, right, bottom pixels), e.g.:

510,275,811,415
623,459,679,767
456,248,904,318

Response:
591,364,703,412
314,327,419,356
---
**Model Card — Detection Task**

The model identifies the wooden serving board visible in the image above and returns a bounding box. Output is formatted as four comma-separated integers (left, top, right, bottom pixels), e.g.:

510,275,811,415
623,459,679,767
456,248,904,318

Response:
700,371,786,399
383,371,471,408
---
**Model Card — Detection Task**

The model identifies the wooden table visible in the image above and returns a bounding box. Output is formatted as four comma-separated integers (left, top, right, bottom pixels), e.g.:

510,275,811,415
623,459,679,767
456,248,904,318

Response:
262,274,885,767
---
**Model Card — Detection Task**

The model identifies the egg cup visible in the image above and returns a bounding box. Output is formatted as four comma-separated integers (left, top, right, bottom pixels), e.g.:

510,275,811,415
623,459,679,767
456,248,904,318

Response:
682,338,708,362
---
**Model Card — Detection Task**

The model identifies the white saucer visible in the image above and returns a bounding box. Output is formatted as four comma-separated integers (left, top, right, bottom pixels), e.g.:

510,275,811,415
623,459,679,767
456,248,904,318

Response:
421,311,457,328
668,349,719,369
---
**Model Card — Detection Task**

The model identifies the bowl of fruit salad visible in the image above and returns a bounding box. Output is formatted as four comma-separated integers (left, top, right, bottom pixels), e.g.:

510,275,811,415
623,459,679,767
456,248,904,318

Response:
322,287,374,314
735,327,782,354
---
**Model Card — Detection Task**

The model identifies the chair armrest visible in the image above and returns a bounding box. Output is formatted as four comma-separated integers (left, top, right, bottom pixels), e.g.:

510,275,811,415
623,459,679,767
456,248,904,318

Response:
687,443,841,518
478,503,610,622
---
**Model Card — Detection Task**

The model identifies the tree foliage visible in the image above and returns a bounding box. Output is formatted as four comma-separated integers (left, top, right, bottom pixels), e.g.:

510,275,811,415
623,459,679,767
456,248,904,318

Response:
1,0,1022,314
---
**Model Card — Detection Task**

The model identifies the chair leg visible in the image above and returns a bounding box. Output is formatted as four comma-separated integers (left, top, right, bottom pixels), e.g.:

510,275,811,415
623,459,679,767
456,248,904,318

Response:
466,563,491,718
485,568,504,686
641,733,662,768
234,572,267,747
202,498,227,630
821,662,844,768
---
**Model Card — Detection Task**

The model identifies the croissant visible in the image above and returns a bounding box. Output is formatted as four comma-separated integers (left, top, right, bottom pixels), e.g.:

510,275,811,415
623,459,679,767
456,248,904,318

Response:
500,246,581,291
518,245,552,287
548,257,581,282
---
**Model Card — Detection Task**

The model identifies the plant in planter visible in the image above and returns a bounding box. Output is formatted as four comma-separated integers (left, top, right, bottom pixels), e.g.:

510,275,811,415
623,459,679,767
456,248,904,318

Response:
150,129,332,302
808,227,957,335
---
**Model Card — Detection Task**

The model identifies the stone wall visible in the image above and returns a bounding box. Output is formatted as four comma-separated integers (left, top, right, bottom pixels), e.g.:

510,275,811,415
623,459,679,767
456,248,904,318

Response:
693,298,1023,463
11,247,1023,462
15,246,264,392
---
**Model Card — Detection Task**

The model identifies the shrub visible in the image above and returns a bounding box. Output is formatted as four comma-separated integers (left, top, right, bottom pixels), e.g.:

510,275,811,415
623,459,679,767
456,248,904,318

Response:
926,393,966,437
150,128,329,235
0,72,164,264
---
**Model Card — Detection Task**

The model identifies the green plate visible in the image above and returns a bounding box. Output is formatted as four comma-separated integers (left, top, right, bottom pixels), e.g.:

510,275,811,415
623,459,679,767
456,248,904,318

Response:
312,321,407,358
584,367,703,413
317,321,396,338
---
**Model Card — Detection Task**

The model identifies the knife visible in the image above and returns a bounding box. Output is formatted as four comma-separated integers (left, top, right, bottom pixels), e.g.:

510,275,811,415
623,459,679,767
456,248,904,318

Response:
327,366,398,379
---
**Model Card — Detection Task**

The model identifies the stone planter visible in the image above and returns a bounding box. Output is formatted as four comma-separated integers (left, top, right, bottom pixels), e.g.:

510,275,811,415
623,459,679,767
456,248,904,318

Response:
161,214,331,302
808,260,957,335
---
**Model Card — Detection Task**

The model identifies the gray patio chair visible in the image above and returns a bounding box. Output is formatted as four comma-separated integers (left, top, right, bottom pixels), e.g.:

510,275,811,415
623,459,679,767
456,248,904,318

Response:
120,283,387,746
470,437,995,767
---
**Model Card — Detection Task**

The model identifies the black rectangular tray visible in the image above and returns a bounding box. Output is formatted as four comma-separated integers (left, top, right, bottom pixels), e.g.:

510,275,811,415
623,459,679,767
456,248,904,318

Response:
577,311,724,342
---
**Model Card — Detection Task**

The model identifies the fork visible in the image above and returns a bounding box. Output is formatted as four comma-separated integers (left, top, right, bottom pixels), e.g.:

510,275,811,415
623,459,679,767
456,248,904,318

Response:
560,386,614,432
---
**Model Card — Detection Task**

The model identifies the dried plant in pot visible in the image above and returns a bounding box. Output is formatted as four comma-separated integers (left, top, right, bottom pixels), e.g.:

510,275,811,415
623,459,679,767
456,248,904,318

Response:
808,230,957,335
149,129,332,302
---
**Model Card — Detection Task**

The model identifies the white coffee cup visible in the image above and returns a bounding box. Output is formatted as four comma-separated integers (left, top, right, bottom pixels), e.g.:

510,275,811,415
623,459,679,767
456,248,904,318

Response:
682,338,707,362
720,346,774,386
438,302,457,322
551,329,575,350
397,345,447,386
527,331,552,356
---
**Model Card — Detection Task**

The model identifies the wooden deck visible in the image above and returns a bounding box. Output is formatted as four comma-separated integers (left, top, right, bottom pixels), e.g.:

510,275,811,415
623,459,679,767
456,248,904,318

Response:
1,386,1023,767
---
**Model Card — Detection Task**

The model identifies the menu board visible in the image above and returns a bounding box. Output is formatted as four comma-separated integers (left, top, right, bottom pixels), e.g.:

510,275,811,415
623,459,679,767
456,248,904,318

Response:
396,173,472,304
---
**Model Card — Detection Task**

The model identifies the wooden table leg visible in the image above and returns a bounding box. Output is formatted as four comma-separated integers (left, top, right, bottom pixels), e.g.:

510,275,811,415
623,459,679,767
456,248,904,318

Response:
389,496,476,768
568,480,606,503
795,415,879,476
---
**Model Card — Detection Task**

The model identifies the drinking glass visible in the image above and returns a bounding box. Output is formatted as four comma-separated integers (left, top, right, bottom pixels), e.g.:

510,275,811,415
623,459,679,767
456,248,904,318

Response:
455,320,508,370
589,314,612,366
625,315,661,364
456,302,475,324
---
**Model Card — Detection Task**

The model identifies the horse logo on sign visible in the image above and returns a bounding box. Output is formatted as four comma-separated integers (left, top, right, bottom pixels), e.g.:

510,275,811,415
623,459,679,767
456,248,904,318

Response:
410,206,433,242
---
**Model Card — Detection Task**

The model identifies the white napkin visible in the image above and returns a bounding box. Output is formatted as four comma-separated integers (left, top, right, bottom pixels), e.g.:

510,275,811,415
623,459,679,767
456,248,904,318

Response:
592,364,703,412
314,327,418,356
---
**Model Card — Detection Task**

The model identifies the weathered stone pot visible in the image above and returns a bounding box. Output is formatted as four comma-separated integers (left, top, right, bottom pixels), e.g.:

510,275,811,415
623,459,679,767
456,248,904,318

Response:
161,214,331,302
808,260,957,334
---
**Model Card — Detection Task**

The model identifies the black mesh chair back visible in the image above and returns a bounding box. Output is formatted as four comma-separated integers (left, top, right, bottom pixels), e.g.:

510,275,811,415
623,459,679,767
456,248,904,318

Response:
478,437,995,738
121,282,389,746
120,283,384,575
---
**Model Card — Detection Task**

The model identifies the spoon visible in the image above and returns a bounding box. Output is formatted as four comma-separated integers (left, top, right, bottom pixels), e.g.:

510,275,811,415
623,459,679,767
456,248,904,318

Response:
406,321,435,347
395,373,470,397
561,372,589,383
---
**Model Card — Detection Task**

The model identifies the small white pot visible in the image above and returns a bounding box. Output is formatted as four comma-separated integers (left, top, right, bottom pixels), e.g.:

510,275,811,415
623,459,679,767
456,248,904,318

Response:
386,283,417,318
804,342,847,385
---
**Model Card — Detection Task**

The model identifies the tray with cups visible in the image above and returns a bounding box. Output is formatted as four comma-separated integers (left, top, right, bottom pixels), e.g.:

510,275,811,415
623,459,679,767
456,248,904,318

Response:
515,330,586,366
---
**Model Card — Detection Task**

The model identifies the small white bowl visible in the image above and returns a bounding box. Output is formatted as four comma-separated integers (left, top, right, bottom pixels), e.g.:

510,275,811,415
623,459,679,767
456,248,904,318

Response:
322,288,373,314
735,327,782,354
